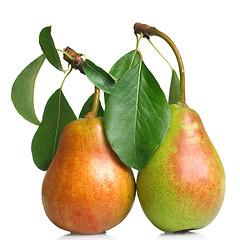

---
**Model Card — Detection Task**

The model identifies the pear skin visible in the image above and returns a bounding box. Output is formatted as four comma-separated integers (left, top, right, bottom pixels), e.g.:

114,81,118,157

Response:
137,103,225,232
42,117,135,234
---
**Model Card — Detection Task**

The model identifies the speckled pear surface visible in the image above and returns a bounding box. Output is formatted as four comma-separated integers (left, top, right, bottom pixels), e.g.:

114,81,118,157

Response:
42,117,135,234
137,104,225,232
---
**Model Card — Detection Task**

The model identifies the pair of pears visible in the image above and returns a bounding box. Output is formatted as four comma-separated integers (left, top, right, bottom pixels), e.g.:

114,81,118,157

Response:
42,103,225,234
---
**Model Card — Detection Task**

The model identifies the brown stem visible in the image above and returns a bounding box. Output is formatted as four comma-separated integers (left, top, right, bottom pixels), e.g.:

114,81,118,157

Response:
84,87,100,118
134,23,186,105
63,47,85,74
92,87,100,116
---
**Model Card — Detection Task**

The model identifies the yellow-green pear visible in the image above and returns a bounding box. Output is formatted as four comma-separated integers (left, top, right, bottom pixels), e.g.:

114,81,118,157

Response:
137,104,225,232
134,23,225,232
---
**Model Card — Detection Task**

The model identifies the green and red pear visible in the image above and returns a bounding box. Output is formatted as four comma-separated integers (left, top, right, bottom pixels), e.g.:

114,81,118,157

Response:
135,23,225,232
137,104,225,232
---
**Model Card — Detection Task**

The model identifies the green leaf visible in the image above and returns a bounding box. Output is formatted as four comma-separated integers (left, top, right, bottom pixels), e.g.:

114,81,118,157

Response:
104,50,141,106
168,69,180,105
79,93,104,118
109,50,141,79
105,61,171,170
82,59,116,93
31,89,76,170
11,54,45,125
39,26,63,71
104,92,110,106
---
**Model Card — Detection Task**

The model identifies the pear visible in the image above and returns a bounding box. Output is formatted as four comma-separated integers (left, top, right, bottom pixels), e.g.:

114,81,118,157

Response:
42,117,135,234
137,103,225,232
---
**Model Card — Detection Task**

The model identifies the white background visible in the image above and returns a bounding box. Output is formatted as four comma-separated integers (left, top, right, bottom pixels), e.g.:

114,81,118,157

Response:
1,0,239,239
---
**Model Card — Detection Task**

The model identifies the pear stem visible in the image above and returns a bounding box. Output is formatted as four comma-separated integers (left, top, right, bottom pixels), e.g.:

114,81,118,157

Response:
92,86,100,116
84,87,100,118
134,23,186,105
